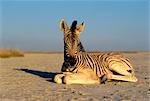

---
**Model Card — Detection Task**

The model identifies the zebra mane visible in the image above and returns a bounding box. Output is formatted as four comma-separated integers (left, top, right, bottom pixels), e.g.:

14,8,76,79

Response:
70,20,77,32
71,20,85,52
78,42,85,52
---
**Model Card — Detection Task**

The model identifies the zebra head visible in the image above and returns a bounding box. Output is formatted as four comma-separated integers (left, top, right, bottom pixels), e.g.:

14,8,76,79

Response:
60,19,85,59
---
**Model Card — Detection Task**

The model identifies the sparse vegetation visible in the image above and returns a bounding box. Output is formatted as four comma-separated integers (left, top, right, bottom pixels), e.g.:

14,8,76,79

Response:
0,49,24,58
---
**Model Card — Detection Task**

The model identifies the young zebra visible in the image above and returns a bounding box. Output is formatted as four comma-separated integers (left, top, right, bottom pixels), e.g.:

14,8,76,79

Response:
54,19,138,84
61,20,85,72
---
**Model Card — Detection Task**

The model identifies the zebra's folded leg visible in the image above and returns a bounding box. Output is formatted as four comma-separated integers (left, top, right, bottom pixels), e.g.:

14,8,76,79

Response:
54,73,65,84
63,72,100,84
110,63,135,76
110,63,134,76
109,63,138,82
108,74,138,82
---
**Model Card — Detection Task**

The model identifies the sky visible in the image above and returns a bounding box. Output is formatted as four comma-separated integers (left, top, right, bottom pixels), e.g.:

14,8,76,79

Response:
0,0,149,51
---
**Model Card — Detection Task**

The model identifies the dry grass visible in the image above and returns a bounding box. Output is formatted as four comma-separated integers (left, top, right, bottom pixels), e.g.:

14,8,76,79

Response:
0,49,24,58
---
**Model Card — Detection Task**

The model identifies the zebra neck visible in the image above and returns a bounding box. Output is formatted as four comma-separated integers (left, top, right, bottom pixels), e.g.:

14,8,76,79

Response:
77,41,85,52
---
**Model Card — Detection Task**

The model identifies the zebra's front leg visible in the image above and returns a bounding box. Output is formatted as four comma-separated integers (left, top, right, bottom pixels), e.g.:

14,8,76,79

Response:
54,72,74,84
63,69,100,84
54,73,65,84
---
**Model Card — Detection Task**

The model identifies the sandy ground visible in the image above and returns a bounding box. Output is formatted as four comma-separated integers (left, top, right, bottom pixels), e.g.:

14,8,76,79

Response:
0,52,149,101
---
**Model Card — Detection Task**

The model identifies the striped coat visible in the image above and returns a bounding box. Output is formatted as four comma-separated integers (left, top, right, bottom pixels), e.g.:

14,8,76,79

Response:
65,52,134,78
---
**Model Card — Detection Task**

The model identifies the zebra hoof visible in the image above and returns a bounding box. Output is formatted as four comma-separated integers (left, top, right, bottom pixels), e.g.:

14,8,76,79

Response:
101,75,108,84
54,74,63,84
130,75,138,82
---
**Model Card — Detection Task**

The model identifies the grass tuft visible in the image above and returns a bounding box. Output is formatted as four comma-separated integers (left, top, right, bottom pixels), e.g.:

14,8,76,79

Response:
0,49,24,58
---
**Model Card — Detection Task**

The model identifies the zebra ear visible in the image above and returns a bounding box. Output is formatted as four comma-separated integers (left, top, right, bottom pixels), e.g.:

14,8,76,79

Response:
60,19,69,32
76,22,85,33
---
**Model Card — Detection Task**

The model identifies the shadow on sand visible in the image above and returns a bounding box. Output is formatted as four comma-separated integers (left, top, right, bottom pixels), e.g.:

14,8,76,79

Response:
15,68,61,82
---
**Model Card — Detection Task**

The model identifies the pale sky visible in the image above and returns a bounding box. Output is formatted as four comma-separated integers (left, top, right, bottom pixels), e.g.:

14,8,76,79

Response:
1,0,149,51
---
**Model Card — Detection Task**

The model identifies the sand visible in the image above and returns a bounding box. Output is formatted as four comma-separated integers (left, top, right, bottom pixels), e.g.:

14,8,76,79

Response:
0,52,149,101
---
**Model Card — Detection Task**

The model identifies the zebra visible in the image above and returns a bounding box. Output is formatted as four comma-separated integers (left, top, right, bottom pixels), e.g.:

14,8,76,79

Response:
61,20,85,72
54,19,138,84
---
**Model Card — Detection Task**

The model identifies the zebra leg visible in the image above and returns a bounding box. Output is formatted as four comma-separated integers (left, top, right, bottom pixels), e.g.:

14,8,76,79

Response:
63,69,100,84
108,74,138,82
109,62,134,75
63,73,100,84
54,72,74,84
54,73,65,84
109,63,138,82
